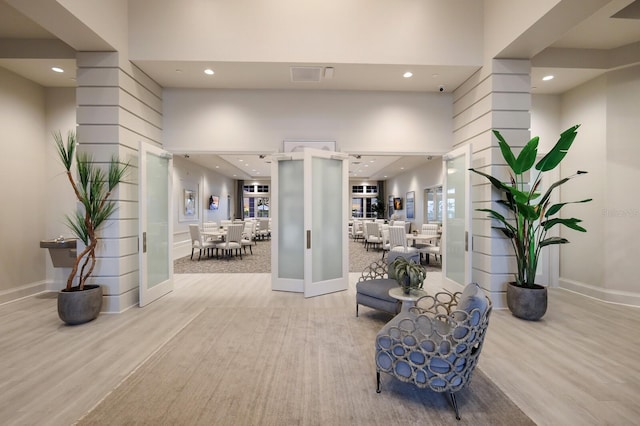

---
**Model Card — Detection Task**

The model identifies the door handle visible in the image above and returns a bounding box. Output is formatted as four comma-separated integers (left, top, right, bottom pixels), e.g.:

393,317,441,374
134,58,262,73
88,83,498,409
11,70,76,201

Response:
143,231,147,253
306,230,311,249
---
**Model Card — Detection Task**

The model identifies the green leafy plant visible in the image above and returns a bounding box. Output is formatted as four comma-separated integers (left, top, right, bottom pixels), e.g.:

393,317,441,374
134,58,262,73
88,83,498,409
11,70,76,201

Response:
371,193,386,219
54,130,129,291
391,256,426,293
469,125,591,288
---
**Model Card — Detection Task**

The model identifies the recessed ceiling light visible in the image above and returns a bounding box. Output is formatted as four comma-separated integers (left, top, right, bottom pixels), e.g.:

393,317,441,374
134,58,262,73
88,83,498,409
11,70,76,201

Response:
403,71,413,78
204,68,215,75
51,67,64,73
542,75,554,81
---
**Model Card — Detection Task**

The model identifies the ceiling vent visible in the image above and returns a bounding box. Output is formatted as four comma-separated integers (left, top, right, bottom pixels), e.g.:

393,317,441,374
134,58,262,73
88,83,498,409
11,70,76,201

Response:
290,66,322,83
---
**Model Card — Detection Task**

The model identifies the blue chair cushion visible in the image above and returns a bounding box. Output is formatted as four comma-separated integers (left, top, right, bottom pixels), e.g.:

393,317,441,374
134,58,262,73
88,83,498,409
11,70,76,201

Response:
454,283,488,326
356,278,398,301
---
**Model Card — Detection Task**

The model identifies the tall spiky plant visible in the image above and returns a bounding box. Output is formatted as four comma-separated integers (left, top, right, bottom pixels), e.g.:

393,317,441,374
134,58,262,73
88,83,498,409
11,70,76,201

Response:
53,130,129,290
469,125,591,288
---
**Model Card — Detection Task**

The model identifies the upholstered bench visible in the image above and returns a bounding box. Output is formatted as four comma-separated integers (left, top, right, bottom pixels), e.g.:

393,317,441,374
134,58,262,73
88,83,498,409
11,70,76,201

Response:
356,251,420,316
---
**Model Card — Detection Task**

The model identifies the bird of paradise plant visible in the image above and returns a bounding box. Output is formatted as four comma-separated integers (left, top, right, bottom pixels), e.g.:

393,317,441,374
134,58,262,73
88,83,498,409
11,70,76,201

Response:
469,125,591,288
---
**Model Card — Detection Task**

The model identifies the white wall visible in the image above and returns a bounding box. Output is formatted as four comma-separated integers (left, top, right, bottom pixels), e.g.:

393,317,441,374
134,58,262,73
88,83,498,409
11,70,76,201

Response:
163,89,453,155
44,88,78,290
0,68,47,298
172,156,236,259
604,65,640,296
385,159,443,231
129,0,482,66
531,94,561,153
557,65,640,305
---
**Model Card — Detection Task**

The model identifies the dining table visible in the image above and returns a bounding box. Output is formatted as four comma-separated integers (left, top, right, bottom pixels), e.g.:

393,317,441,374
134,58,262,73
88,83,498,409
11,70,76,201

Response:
405,233,440,245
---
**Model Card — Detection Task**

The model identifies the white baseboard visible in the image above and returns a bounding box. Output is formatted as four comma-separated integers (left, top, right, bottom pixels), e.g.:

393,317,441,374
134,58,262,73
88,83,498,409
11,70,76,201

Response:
0,280,48,305
174,239,191,261
559,278,640,308
102,287,139,313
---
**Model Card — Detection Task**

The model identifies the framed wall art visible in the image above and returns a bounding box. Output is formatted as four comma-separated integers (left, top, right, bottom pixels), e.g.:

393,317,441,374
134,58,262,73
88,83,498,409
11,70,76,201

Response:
393,197,403,210
179,181,199,222
283,140,336,153
406,191,415,219
209,195,219,210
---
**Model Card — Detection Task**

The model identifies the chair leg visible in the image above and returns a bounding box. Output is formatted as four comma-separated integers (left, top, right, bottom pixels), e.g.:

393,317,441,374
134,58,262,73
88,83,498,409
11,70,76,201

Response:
356,302,359,317
376,371,381,393
448,392,461,421
190,248,194,260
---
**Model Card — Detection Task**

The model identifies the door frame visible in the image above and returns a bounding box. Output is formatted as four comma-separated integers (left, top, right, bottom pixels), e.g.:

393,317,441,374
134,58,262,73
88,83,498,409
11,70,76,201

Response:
442,144,472,290
138,141,174,307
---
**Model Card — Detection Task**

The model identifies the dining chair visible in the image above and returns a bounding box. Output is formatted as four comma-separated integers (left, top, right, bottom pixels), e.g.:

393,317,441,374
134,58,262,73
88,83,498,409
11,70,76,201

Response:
416,223,439,262
388,226,417,254
216,223,244,259
241,221,255,254
423,241,442,264
189,224,216,260
364,222,382,251
380,227,391,258
257,218,271,240
202,221,221,243
352,220,364,241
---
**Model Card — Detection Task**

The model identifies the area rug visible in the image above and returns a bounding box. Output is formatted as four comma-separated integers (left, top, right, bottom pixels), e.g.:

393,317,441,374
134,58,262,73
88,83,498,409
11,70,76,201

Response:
174,239,443,274
79,307,533,426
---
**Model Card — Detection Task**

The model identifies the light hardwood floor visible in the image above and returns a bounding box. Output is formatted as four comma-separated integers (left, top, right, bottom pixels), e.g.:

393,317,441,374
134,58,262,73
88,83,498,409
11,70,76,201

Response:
1,272,639,425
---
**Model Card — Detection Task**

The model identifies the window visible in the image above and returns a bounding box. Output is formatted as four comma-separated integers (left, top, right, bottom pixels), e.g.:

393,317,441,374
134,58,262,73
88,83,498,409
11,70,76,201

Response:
351,197,377,218
243,184,269,193
243,184,270,218
351,185,377,195
424,186,443,223
244,197,270,218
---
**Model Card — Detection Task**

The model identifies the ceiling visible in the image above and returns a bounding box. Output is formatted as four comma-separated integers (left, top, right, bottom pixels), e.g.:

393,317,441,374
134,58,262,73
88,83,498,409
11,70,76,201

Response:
186,153,437,182
1,0,639,179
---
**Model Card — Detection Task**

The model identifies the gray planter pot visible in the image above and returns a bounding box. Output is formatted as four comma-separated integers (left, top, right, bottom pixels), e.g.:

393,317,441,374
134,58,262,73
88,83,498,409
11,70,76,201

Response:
58,284,103,325
506,282,547,321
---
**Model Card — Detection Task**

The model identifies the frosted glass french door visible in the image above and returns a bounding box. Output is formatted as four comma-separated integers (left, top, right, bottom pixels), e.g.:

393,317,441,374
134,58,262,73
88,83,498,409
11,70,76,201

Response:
138,141,173,307
271,148,348,297
442,144,472,289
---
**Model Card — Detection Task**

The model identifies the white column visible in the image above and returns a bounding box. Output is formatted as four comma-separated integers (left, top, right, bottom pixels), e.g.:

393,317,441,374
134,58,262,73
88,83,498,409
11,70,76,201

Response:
76,51,163,312
452,59,531,308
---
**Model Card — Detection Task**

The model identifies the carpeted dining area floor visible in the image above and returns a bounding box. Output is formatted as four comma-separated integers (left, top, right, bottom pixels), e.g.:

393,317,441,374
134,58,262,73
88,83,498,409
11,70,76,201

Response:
174,237,442,274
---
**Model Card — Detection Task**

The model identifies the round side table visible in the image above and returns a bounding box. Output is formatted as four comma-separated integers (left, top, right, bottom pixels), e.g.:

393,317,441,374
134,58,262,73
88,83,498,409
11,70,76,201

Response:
388,287,427,312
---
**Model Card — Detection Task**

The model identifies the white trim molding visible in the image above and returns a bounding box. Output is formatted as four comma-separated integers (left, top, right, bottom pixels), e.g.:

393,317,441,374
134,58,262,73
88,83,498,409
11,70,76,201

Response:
560,278,640,308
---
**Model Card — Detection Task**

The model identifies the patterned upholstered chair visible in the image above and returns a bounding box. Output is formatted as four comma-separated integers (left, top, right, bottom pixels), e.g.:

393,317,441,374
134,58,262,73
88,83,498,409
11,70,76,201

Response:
375,283,492,420
355,251,420,316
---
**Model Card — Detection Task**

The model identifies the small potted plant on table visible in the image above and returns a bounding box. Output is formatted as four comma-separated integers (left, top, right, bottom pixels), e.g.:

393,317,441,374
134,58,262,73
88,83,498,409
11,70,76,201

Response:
391,256,426,295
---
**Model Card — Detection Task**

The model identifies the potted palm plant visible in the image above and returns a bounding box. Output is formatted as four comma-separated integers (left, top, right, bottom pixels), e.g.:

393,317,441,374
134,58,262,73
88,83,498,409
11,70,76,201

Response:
54,130,129,325
469,125,591,320
391,256,426,294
